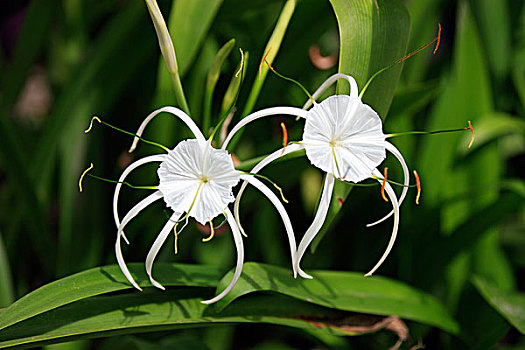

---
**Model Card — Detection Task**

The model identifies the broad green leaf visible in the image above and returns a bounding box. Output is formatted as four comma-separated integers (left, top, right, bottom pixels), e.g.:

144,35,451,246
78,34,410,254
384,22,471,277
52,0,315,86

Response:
413,189,523,288
472,275,525,334
468,0,511,79
0,292,364,348
0,232,14,308
0,263,223,332
330,0,410,118
203,39,236,132
214,262,459,334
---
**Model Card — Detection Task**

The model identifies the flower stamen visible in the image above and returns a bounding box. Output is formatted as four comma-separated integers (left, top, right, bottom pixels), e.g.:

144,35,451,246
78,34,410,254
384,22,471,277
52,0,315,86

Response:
280,122,288,155
78,163,94,192
235,48,245,78
466,120,475,148
84,117,101,133
259,48,271,80
397,23,441,63
414,170,421,205
202,219,215,242
173,224,179,254
273,183,289,204
381,167,389,202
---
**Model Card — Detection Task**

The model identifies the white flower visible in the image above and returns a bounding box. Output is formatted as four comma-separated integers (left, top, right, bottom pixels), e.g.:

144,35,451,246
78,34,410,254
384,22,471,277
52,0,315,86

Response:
113,106,301,304
224,73,410,279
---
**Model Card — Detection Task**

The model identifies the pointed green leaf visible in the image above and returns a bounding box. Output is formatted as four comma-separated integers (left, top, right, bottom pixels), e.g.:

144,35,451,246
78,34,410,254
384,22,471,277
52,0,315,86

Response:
214,262,459,334
330,0,411,118
0,263,223,332
0,292,365,348
472,275,525,334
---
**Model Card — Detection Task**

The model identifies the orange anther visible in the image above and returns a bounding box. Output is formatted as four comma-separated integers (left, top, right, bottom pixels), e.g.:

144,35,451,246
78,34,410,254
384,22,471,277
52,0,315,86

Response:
381,167,388,202
433,23,441,54
465,120,475,148
397,23,442,63
414,170,421,205
259,48,272,80
280,122,288,155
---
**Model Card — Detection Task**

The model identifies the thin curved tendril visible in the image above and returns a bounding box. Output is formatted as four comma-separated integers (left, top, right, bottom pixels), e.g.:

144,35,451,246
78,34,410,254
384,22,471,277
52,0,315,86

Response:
85,116,168,151
86,173,157,190
360,23,441,98
264,59,315,105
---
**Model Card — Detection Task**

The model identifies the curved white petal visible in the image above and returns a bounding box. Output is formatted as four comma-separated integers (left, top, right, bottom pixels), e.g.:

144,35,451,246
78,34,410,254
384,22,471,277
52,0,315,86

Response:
158,139,240,224
201,208,244,304
113,155,166,244
145,211,182,289
120,191,164,230
365,169,400,276
302,95,386,182
367,142,409,227
295,174,335,279
234,143,305,237
239,174,298,277
129,106,205,152
115,190,163,291
221,106,308,150
303,73,359,111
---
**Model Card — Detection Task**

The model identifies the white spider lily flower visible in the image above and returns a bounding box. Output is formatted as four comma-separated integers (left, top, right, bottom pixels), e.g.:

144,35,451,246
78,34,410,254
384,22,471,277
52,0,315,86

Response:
227,73,410,279
113,106,299,304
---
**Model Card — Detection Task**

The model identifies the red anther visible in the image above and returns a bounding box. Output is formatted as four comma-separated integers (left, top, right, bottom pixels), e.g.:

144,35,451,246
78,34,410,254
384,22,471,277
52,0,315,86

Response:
337,197,344,207
280,122,288,155
397,23,441,63
433,23,441,54
413,170,421,205
259,48,272,80
466,120,475,148
381,167,388,202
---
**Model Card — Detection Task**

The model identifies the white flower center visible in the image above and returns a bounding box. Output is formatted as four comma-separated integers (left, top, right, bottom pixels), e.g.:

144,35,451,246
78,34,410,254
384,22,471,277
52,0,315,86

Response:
157,139,240,225
302,95,386,182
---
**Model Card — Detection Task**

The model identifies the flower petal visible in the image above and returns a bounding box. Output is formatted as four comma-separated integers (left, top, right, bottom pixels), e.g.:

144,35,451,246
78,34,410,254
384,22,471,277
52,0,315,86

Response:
129,106,205,152
115,191,164,291
113,155,166,244
239,174,298,277
201,208,244,304
145,211,182,289
221,106,308,150
234,143,304,237
365,169,400,276
295,174,335,279
302,95,386,182
158,139,240,224
367,141,409,227
303,73,359,111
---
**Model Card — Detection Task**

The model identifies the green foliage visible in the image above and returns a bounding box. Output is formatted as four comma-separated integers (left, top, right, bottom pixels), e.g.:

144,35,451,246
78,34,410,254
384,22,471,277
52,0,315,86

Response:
0,0,523,348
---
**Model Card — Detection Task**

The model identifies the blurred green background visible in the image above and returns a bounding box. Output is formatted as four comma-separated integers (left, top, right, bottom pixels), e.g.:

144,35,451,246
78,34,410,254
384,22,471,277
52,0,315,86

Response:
0,0,524,349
